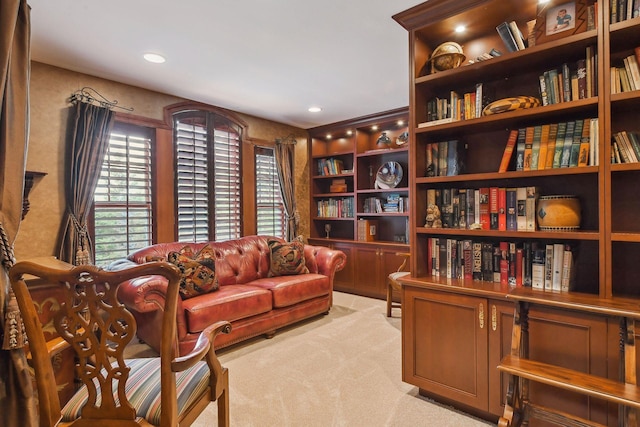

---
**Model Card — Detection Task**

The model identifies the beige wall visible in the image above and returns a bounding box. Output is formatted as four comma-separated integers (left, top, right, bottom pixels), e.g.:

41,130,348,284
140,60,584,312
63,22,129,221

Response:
15,62,309,261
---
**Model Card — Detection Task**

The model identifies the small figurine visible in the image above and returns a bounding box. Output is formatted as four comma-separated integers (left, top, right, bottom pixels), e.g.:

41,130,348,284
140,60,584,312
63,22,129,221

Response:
425,203,442,228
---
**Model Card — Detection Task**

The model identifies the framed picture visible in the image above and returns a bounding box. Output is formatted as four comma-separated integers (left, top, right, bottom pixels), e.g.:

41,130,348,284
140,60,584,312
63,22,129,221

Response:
533,0,588,45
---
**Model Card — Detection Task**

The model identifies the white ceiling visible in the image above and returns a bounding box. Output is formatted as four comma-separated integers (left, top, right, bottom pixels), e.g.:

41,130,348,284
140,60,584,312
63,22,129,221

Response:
27,0,422,129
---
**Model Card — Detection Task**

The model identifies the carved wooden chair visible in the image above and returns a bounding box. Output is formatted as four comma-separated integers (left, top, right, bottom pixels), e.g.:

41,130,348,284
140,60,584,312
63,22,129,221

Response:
386,252,410,317
10,260,231,427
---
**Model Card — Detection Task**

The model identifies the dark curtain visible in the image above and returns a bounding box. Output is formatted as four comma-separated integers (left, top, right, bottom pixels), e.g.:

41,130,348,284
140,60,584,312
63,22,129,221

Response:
58,102,114,265
0,1,36,426
274,137,297,241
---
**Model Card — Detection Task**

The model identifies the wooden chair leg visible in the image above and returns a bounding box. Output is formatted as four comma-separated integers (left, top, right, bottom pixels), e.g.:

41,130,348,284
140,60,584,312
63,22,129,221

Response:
217,367,230,427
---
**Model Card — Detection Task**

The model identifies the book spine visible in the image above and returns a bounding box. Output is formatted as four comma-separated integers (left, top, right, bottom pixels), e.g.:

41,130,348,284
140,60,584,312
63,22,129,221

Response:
463,240,473,280
489,187,499,230
516,187,527,231
551,243,564,291
531,248,545,289
546,123,558,169
531,125,542,170
498,129,519,173
515,128,526,171
496,21,518,53
538,124,550,170
526,186,538,231
500,241,509,285
544,244,554,290
553,122,567,168
498,187,507,231
561,120,576,167
562,63,572,102
472,241,482,280
523,126,534,171
561,245,573,292
482,242,494,282
479,187,490,230
569,119,584,167
506,188,517,231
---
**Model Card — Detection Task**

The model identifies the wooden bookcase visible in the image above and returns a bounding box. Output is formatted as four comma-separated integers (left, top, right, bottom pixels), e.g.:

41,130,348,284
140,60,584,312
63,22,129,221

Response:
308,108,410,299
393,0,640,423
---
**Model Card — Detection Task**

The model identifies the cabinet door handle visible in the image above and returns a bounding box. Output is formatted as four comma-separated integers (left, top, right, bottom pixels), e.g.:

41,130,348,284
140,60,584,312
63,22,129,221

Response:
491,304,497,331
479,303,485,329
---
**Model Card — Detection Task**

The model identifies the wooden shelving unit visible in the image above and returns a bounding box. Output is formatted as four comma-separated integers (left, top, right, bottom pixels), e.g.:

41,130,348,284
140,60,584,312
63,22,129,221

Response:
308,108,411,299
393,0,640,423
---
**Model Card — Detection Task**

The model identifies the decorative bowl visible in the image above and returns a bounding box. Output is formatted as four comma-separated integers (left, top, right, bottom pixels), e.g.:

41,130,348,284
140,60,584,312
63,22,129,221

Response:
536,195,581,231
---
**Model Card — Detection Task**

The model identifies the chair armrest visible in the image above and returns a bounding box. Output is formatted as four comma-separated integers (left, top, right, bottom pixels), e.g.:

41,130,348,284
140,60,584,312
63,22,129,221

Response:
304,244,347,277
171,321,232,372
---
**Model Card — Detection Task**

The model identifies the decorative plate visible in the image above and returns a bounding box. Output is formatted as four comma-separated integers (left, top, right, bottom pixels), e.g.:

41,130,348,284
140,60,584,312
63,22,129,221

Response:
481,96,541,116
375,161,403,189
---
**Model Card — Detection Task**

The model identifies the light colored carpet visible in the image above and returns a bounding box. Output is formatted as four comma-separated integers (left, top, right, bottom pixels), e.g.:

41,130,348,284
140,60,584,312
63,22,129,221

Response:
128,291,494,426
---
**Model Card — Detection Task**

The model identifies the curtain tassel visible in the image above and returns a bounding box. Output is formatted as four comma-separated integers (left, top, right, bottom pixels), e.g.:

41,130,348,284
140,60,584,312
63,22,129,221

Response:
0,222,27,350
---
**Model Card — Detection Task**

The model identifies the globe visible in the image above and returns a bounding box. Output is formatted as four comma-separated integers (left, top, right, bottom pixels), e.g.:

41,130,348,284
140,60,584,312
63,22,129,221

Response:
429,42,466,73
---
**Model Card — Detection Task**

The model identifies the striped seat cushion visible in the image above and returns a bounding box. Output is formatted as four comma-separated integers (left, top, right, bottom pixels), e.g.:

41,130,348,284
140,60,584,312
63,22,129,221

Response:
62,358,210,426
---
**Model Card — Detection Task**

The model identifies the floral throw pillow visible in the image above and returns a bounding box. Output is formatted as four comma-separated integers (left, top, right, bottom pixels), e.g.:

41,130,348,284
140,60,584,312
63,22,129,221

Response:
167,245,218,299
268,236,309,277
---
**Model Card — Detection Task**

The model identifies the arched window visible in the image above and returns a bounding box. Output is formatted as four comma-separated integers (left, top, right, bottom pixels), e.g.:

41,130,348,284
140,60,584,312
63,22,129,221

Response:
173,109,243,242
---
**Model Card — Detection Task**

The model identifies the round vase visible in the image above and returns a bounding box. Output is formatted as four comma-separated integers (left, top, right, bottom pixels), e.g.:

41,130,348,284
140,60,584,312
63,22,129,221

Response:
536,195,581,231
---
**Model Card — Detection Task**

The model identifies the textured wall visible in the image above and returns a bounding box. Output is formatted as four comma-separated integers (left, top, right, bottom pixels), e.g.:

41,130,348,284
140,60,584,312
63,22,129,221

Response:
15,62,309,260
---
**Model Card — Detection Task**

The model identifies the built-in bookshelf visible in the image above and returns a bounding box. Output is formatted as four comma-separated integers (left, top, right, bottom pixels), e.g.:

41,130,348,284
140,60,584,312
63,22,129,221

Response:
308,108,411,300
308,108,409,244
393,0,640,422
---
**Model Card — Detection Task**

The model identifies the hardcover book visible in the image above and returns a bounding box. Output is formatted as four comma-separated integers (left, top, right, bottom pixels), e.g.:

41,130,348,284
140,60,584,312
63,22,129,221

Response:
472,242,483,280
498,129,519,173
531,248,546,289
526,186,539,231
530,125,542,170
479,187,490,230
506,188,517,231
516,187,527,231
515,128,526,171
523,126,534,171
498,187,507,231
545,123,559,168
544,244,554,290
552,243,565,291
569,119,584,167
561,120,576,167
489,187,499,230
578,119,591,167
538,124,550,170
496,21,518,53
552,122,568,168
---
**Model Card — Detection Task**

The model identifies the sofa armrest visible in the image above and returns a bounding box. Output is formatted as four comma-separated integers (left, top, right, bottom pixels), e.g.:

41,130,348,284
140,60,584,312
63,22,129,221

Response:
304,244,347,278
118,274,177,314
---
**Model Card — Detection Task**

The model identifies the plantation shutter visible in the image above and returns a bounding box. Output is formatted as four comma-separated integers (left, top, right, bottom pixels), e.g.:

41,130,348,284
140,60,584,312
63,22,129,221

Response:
94,126,153,266
255,147,285,238
174,111,242,242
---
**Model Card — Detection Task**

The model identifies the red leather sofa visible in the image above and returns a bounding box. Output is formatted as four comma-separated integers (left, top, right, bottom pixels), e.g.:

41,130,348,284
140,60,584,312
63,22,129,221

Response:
116,235,346,355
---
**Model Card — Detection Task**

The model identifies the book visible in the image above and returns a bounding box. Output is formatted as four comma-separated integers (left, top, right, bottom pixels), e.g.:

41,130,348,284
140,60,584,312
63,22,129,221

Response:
482,242,494,282
506,188,517,231
493,245,502,283
561,244,574,292
499,241,509,285
498,187,507,231
472,241,483,280
516,187,527,231
530,125,542,170
479,187,490,230
560,120,576,167
552,243,564,291
562,63,572,102
538,124,550,170
357,219,378,242
496,21,518,53
463,240,473,279
569,119,584,167
498,129,518,172
552,122,567,168
508,21,526,50
508,242,517,286
539,74,549,106
526,186,539,231
531,248,546,289
489,187,499,230
576,59,587,99
516,246,523,287
523,242,532,287
626,54,640,90
447,139,463,176
515,128,526,171
544,244,554,290
578,119,591,167
545,123,559,169
523,126,534,171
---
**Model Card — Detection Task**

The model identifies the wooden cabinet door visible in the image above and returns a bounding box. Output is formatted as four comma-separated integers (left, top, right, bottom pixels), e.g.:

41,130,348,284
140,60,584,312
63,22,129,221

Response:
487,299,515,416
353,245,381,298
403,286,489,411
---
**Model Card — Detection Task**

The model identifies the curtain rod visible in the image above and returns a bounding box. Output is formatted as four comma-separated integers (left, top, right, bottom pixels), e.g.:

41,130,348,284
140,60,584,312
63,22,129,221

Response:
69,87,134,112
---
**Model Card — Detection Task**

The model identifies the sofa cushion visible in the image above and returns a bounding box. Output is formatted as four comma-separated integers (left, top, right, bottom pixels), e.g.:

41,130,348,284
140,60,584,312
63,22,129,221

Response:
181,284,272,333
250,273,330,308
168,245,219,299
268,236,309,277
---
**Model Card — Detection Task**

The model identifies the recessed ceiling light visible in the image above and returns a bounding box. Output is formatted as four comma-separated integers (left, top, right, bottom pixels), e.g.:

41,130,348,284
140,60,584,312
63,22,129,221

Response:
372,125,378,131
346,130,353,136
397,120,404,126
455,25,466,33
326,134,332,139
308,106,322,113
143,53,166,64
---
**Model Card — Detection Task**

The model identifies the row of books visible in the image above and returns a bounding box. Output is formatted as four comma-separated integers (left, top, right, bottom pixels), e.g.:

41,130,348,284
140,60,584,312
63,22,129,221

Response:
316,197,353,218
362,194,409,214
499,118,600,173
316,157,345,176
420,83,493,127
610,0,640,23
425,186,539,232
611,46,640,94
611,130,640,163
425,139,465,177
539,46,597,106
427,238,576,291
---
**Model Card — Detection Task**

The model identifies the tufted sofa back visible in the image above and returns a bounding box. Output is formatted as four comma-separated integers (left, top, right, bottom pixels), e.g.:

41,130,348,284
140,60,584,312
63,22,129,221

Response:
127,236,285,286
